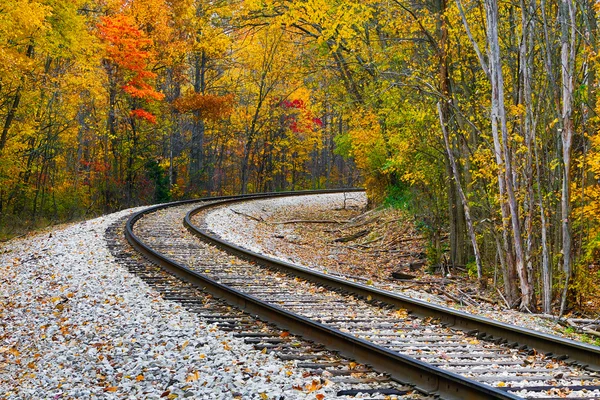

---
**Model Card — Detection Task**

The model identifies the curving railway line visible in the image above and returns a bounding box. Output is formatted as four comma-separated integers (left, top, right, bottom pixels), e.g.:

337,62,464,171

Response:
124,190,600,400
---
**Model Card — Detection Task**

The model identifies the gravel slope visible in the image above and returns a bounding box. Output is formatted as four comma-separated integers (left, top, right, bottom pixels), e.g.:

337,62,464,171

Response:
0,208,359,399
202,194,591,340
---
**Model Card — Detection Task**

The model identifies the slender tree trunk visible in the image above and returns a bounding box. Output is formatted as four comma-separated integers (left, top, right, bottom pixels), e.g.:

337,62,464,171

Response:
105,71,117,211
456,0,518,305
534,124,553,313
559,0,576,316
438,102,483,279
486,0,531,309
190,52,207,189
0,44,34,154
520,0,537,309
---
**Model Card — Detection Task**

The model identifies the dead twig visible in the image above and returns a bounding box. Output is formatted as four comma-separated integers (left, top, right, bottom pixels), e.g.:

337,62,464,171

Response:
456,288,479,307
472,294,497,305
0,233,27,243
496,288,510,309
332,229,370,243
436,286,464,304
229,209,264,222
582,328,600,338
273,219,350,225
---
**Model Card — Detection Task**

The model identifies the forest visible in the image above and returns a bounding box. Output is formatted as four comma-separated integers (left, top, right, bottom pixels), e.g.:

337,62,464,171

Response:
1,0,599,314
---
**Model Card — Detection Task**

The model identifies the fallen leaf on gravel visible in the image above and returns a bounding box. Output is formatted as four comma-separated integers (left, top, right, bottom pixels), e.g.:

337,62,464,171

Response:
279,331,290,338
186,371,200,382
136,374,144,381
316,394,325,400
305,380,322,392
104,386,118,392
259,393,268,399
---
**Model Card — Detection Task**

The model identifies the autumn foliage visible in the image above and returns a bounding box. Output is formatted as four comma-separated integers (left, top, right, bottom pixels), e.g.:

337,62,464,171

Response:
97,14,164,117
3,0,600,313
173,93,234,121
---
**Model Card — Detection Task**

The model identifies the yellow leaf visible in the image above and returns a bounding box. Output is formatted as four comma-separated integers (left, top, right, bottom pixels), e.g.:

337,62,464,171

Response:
186,371,200,382
261,347,267,354
104,386,118,392
199,353,206,359
260,393,268,399
181,340,189,350
497,381,506,387
136,374,144,381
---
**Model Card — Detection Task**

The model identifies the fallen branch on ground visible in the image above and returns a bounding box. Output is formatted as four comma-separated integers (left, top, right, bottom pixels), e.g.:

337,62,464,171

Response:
332,229,370,243
272,219,350,225
582,328,600,338
230,209,263,222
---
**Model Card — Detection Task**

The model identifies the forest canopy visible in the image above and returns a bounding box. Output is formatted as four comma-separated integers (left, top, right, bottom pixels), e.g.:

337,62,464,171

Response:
1,0,600,313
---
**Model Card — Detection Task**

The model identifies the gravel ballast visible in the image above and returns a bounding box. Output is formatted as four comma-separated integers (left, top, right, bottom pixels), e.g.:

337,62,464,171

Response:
0,208,359,399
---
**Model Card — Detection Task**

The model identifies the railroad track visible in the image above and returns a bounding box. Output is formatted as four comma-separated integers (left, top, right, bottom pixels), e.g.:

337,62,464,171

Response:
107,213,426,399
125,190,600,400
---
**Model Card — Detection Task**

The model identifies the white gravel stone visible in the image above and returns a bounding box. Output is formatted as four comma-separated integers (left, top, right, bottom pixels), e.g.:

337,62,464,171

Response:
0,208,358,399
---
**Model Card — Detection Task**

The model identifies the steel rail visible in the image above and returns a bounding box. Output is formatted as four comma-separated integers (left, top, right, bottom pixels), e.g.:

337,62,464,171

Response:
127,189,520,400
184,194,600,374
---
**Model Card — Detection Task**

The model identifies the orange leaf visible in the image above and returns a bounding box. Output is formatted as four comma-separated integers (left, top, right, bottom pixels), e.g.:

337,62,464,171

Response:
305,380,322,392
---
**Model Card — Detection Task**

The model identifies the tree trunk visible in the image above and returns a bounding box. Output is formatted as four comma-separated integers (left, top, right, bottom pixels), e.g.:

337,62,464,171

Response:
438,102,483,279
189,52,207,189
559,0,576,316
486,0,531,309
0,44,34,154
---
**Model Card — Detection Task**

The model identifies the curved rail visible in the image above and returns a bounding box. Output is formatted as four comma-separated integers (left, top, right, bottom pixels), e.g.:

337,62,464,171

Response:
125,190,525,400
185,195,600,373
